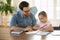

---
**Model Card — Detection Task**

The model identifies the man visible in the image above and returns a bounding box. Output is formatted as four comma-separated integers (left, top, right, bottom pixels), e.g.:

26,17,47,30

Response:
10,1,36,32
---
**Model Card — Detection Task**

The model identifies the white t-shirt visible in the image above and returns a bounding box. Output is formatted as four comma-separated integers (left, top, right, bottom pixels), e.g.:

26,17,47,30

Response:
37,21,51,28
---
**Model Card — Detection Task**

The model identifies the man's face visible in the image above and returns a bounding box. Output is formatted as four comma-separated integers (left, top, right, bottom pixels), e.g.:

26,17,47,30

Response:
22,6,30,17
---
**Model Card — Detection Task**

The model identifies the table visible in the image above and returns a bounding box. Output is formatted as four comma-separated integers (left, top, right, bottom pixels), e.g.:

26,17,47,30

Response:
0,28,46,40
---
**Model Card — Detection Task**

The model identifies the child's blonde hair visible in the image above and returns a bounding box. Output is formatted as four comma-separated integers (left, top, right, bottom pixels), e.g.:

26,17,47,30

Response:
38,11,47,17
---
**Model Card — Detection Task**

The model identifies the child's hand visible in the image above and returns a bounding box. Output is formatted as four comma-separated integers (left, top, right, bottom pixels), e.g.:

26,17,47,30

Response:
40,27,48,31
40,24,53,32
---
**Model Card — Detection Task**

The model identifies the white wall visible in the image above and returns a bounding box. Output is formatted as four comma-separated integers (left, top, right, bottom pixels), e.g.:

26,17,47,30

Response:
0,0,60,27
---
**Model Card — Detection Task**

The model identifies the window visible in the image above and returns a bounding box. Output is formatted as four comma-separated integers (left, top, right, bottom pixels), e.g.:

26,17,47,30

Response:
35,0,60,26
56,0,60,19
35,0,54,20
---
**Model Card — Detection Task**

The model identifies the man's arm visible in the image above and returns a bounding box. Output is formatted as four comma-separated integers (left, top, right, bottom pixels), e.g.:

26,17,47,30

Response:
10,26,26,32
33,24,40,30
10,14,26,31
31,13,36,27
10,26,33,32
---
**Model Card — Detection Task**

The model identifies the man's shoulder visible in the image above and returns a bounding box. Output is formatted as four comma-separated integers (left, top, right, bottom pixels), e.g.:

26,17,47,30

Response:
30,13,34,15
30,13,34,17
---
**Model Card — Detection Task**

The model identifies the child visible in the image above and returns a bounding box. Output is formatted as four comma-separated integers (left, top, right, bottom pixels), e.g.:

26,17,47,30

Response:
33,11,53,32
33,11,53,40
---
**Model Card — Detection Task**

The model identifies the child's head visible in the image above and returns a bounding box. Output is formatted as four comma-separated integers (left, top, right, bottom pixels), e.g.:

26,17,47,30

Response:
38,11,48,23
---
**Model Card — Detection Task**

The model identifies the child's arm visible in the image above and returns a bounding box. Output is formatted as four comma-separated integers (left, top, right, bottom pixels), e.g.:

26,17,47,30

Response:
40,24,54,32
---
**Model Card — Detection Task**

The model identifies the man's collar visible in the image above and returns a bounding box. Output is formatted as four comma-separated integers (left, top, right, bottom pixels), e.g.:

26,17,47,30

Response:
18,10,24,18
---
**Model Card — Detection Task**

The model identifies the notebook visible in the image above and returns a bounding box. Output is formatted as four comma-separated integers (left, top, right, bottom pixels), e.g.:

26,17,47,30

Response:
11,30,23,34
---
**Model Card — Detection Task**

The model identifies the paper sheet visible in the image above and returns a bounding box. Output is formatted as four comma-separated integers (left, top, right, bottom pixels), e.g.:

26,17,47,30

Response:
25,30,50,35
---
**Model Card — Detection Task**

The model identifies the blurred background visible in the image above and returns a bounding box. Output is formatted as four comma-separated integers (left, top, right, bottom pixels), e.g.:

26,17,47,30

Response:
0,0,60,40
0,0,60,27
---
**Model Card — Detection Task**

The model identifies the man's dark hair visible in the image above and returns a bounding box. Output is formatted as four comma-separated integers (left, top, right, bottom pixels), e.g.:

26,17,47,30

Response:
19,1,29,10
38,11,47,17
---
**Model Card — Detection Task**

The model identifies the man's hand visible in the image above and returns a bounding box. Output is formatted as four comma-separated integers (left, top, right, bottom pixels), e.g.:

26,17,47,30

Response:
33,24,40,30
10,26,26,32
25,26,33,31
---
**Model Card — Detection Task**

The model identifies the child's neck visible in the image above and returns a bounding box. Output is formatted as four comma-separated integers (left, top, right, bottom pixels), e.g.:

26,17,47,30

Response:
41,21,47,24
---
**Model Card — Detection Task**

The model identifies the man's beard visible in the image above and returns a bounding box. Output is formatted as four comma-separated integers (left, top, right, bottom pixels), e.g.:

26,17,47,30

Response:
24,13,30,17
22,12,30,17
23,14,29,17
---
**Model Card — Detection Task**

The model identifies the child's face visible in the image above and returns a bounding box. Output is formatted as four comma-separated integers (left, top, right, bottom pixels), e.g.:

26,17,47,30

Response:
38,15,47,23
